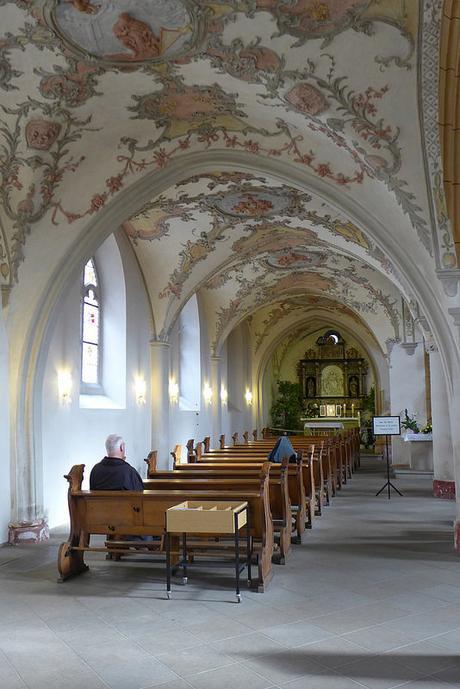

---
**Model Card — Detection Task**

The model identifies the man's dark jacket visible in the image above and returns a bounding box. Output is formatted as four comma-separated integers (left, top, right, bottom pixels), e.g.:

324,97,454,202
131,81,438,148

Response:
89,457,144,491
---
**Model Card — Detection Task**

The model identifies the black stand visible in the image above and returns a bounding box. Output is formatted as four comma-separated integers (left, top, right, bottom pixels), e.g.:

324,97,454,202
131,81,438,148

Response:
375,434,404,499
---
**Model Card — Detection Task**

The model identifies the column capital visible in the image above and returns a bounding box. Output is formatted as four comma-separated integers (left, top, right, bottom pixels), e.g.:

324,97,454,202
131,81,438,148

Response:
400,342,418,356
149,339,170,349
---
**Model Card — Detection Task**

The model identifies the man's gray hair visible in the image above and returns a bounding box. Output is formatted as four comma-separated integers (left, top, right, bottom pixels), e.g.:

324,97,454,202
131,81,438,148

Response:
105,434,124,456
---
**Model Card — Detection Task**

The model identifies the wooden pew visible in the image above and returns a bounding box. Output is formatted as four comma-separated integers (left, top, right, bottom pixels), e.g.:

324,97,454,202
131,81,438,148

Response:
144,459,292,564
191,454,310,535
58,464,274,592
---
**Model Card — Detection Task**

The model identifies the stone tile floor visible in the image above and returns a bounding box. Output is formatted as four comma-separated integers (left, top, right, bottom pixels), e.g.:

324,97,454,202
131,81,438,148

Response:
1,459,459,689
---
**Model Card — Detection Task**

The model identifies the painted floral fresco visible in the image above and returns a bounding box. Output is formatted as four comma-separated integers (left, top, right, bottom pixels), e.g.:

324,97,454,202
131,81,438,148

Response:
0,0,444,293
200,247,402,354
0,0,454,369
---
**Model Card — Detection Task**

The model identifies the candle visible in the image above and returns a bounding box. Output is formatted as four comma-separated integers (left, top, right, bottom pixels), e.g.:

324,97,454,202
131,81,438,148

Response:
343,403,347,417
351,404,355,417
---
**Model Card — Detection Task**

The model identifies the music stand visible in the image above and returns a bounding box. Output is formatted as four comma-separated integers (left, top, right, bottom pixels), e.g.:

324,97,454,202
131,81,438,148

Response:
373,416,404,499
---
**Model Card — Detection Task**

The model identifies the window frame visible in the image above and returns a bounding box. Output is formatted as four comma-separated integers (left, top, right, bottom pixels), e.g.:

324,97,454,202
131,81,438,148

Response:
80,257,103,395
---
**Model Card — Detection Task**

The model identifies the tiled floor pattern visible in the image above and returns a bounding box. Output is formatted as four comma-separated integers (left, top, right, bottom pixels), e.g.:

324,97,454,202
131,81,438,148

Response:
1,460,459,689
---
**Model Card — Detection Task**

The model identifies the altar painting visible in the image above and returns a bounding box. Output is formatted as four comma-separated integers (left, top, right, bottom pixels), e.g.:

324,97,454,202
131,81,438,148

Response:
320,365,344,397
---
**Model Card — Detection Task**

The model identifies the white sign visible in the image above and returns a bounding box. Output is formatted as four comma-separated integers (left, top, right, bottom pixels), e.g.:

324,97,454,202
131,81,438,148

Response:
372,416,401,436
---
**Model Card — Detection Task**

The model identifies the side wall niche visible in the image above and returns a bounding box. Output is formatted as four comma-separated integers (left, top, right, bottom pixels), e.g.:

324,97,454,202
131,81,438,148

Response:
41,233,152,527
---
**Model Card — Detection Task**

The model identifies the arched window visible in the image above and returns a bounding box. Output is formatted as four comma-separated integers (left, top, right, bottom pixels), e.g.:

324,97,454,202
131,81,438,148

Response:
81,258,101,387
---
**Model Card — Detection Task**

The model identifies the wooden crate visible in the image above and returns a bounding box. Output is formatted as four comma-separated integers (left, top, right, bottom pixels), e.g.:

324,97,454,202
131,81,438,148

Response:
166,501,247,534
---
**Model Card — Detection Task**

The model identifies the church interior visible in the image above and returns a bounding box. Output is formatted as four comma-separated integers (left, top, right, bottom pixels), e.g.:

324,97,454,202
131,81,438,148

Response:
1,1,460,688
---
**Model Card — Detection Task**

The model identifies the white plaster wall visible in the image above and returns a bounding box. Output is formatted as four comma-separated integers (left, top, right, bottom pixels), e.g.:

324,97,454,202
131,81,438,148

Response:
390,342,428,467
166,294,217,458
41,235,152,527
197,294,214,447
169,315,203,462
0,309,10,543
224,324,253,440
389,343,427,422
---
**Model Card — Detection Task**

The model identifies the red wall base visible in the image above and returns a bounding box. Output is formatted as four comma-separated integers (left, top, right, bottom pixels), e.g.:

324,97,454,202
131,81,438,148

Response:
433,479,456,500
8,518,49,545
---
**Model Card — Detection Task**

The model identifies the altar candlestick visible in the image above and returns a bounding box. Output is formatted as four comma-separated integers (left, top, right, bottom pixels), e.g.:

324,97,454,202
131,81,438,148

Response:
343,403,347,416
351,404,355,417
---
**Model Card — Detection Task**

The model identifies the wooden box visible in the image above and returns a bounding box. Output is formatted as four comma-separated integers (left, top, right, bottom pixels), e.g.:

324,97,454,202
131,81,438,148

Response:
166,501,247,534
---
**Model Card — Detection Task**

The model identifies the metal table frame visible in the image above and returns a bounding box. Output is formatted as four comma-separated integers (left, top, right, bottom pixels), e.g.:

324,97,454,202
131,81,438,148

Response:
165,503,251,603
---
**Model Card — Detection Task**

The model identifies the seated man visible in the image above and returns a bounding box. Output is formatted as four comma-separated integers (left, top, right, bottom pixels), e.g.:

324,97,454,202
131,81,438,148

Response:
90,434,144,491
90,434,156,544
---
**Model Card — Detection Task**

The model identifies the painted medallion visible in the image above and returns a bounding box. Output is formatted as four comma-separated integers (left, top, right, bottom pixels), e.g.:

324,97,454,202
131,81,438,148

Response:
258,0,371,43
211,190,291,219
267,250,326,270
46,0,203,64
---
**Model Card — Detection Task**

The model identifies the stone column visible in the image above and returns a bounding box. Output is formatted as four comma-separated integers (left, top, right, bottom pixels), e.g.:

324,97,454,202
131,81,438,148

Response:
210,356,222,448
451,390,460,550
150,340,170,469
429,346,455,499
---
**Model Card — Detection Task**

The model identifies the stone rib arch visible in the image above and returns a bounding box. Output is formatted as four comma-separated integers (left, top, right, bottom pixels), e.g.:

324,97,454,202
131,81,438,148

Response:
10,149,460,523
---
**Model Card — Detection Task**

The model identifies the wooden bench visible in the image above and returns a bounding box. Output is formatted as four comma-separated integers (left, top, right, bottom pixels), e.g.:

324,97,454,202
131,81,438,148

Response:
58,463,274,592
188,455,311,535
144,459,292,564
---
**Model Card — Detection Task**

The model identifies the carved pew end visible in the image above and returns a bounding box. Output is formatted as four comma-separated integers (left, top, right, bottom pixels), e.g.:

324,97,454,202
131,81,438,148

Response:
57,542,89,582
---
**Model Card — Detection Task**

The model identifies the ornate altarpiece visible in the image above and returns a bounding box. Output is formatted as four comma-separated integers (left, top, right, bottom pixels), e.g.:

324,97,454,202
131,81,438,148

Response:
297,330,368,412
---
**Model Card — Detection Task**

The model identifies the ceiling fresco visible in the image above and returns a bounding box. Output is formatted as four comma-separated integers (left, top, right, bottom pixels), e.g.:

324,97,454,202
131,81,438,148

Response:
0,0,453,284
120,172,402,341
45,0,202,65
0,0,455,358
197,245,402,353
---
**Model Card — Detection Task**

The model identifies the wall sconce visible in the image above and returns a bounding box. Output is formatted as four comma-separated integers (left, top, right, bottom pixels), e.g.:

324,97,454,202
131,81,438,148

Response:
203,383,213,405
245,388,253,406
134,376,146,406
220,385,228,405
57,369,72,405
169,378,179,404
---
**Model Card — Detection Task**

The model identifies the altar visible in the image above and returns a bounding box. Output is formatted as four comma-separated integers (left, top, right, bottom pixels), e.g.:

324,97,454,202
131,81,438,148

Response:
302,417,360,435
297,329,371,418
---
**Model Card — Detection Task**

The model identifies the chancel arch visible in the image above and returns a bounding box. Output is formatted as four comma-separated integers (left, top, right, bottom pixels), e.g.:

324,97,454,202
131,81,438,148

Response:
4,148,460,543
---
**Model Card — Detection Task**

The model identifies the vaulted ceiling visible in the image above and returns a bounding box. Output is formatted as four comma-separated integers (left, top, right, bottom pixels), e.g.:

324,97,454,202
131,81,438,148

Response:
0,0,454,357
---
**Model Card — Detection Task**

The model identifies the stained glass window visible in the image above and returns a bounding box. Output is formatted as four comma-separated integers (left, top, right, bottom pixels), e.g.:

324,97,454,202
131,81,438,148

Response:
81,258,101,386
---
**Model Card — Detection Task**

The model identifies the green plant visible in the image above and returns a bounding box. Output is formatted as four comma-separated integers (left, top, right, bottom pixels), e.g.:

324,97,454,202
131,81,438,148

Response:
361,418,375,449
270,380,303,430
421,419,432,434
361,386,376,414
401,408,419,433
